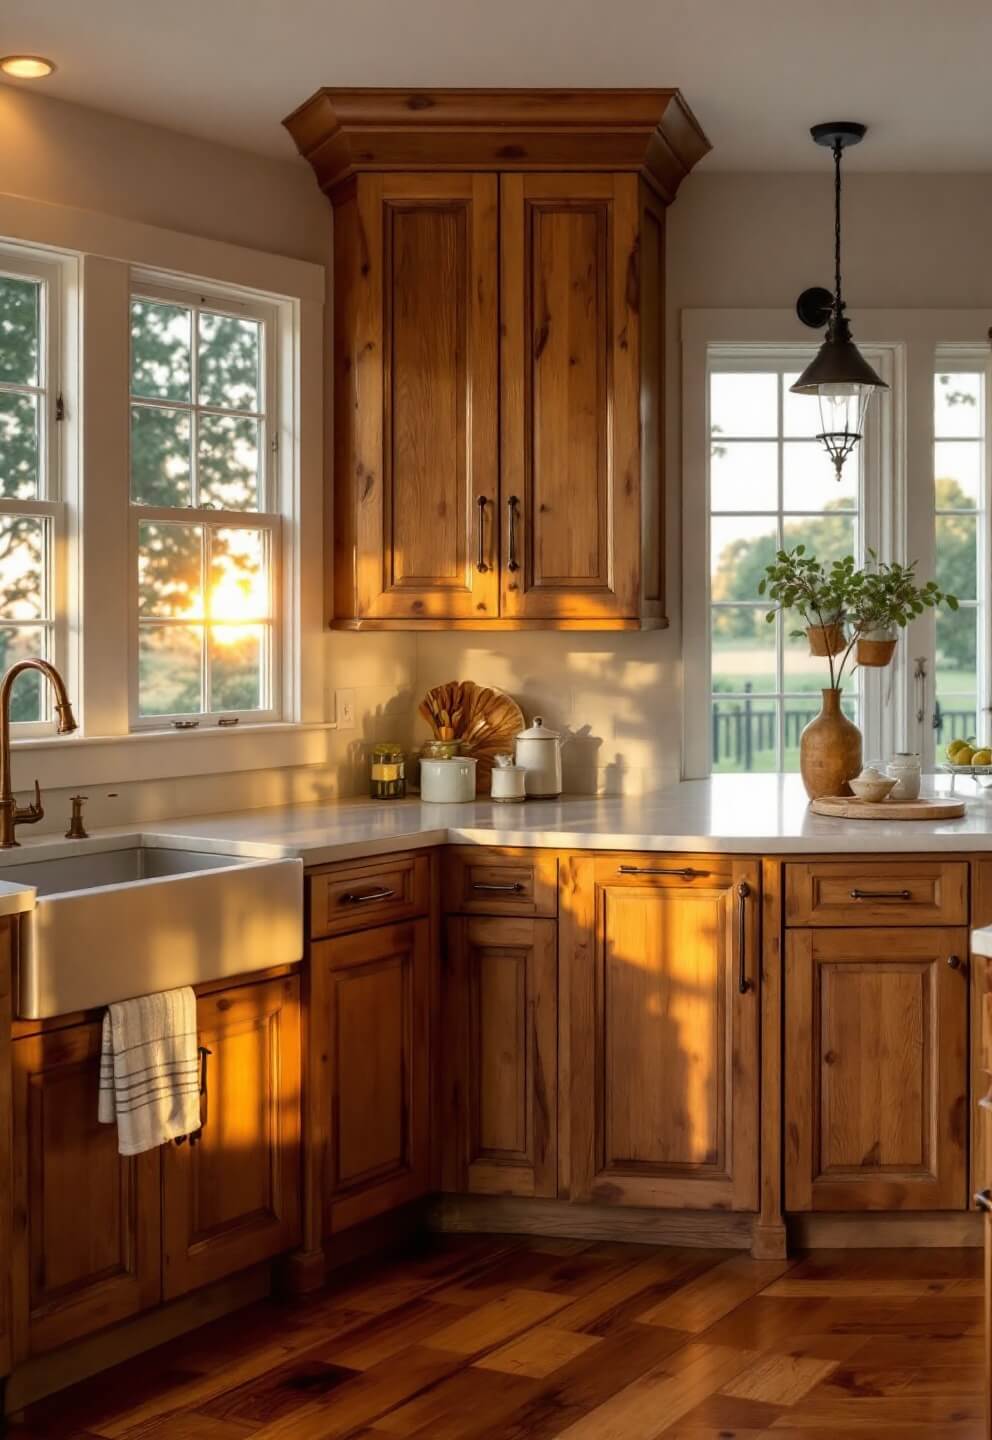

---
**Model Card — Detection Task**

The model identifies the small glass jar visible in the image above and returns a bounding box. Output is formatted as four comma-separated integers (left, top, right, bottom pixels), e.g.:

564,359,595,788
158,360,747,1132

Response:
421,738,461,760
886,752,921,802
370,742,406,799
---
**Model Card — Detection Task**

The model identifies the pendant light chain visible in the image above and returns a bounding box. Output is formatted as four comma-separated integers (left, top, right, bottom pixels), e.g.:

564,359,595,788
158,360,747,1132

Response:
833,139,843,314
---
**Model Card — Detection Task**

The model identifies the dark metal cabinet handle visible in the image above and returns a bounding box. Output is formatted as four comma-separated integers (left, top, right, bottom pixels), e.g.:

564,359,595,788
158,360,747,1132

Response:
849,888,912,901
189,1045,212,1146
618,865,707,880
737,881,751,995
472,881,525,894
975,1189,992,1212
339,887,396,905
507,495,520,572
947,954,963,970
476,495,489,573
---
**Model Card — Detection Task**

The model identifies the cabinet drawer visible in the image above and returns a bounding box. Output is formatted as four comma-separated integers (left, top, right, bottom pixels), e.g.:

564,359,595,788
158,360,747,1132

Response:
443,847,557,916
785,861,968,927
309,852,430,938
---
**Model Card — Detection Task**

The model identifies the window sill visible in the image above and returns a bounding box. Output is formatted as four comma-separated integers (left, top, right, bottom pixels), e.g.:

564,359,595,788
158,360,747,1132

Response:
10,721,339,790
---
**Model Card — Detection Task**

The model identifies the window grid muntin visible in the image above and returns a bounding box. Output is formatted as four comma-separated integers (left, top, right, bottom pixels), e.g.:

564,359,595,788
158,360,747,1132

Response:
708,359,863,773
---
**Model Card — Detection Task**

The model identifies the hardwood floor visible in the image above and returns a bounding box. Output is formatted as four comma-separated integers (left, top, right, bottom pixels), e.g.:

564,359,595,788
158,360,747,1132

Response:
8,1235,986,1438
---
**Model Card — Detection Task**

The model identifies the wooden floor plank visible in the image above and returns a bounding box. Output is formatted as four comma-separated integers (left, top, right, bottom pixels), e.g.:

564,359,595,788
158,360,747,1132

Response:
8,1238,985,1440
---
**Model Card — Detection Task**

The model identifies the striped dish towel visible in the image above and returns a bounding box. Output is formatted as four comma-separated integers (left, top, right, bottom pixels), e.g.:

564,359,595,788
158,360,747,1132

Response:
98,987,201,1155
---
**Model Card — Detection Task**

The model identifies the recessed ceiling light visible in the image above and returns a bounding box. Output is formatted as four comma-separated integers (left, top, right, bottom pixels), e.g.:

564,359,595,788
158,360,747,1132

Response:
0,55,56,79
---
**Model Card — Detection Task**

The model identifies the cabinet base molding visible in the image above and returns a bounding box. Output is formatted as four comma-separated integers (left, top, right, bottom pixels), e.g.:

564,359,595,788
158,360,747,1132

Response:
428,1195,756,1251
330,617,669,632
789,1211,984,1250
3,1263,273,1415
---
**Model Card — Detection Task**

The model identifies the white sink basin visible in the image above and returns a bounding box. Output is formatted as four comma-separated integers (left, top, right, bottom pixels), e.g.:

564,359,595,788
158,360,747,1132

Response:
10,843,303,1019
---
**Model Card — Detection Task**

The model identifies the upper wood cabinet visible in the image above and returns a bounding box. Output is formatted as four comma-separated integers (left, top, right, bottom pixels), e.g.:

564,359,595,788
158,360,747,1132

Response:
559,853,760,1212
285,88,710,631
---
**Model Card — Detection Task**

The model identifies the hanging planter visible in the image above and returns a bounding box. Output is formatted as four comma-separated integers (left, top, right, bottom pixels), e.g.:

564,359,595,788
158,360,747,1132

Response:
807,622,846,657
855,627,897,668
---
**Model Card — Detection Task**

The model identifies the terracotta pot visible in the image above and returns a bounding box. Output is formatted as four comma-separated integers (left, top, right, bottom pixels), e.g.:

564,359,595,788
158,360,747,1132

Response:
800,688,863,800
855,633,897,668
807,622,846,657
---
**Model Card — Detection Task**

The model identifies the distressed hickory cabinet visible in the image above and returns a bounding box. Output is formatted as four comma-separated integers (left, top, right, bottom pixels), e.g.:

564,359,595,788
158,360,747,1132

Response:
9,974,302,1360
284,88,710,630
560,854,761,1211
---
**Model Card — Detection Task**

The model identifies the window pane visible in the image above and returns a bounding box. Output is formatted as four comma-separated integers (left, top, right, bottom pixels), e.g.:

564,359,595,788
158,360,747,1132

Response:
711,606,776,695
710,441,776,512
711,696,777,773
783,440,857,511
0,625,48,721
209,528,267,622
130,404,191,506
936,606,977,719
138,521,202,618
935,372,982,437
139,624,202,716
198,413,259,511
0,392,39,499
710,372,777,439
935,514,976,600
198,312,260,411
0,275,40,387
210,625,263,711
0,514,45,619
783,373,821,438
782,513,856,567
935,441,980,510
784,625,856,693
936,700,977,749
710,515,776,596
130,300,191,403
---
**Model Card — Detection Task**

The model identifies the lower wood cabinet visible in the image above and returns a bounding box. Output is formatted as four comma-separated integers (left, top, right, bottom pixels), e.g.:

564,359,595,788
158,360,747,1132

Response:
10,1020,162,1359
560,854,760,1211
313,919,431,1233
441,914,557,1197
785,927,968,1211
162,975,302,1299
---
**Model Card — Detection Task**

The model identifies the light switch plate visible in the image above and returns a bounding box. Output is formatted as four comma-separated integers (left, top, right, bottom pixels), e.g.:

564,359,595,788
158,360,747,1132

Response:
336,689,356,730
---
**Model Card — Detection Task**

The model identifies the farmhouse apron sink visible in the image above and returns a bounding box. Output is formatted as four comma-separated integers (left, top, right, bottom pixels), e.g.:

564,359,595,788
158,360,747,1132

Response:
5,844,303,1019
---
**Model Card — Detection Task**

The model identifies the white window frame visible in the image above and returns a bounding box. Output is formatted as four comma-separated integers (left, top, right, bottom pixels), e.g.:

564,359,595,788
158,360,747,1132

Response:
0,244,78,738
931,344,991,758
128,275,284,731
683,309,992,779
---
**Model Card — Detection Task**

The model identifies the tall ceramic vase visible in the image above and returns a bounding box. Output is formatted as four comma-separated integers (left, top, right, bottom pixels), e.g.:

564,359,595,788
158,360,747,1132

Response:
800,688,863,800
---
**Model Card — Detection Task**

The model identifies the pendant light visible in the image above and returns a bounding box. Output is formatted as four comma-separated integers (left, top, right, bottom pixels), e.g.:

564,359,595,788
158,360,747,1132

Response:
792,122,887,480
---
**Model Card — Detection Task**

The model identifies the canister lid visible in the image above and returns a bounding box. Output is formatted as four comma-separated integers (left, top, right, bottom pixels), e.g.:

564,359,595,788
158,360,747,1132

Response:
516,716,560,741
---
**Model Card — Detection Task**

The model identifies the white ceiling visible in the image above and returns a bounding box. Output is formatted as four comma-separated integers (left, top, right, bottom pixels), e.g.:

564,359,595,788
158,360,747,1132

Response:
2,0,992,172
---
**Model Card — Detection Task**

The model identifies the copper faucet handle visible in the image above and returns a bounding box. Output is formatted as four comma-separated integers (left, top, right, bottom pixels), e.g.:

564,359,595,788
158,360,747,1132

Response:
66,794,89,840
14,779,43,824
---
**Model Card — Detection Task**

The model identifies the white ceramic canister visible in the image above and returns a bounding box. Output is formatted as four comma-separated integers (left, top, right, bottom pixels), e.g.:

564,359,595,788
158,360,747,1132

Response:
514,716,564,798
490,753,527,803
886,752,921,801
420,755,477,803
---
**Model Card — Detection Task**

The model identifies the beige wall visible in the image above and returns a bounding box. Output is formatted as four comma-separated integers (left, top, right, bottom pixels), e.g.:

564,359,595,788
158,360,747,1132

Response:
414,171,992,794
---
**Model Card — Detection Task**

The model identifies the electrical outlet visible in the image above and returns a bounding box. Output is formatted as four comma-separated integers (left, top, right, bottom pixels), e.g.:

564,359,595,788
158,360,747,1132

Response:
336,689,356,730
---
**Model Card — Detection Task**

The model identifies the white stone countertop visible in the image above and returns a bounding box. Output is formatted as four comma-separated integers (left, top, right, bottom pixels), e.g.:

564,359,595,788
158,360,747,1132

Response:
3,775,992,921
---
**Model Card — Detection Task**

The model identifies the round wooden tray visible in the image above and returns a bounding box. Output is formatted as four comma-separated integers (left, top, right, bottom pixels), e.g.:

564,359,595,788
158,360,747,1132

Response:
810,795,967,820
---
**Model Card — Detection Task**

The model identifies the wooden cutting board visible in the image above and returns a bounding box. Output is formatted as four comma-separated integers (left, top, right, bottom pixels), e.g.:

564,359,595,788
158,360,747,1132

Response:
810,795,967,820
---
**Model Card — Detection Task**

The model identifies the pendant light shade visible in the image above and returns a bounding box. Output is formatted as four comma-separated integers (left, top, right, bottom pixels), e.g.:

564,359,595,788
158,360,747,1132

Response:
791,122,887,480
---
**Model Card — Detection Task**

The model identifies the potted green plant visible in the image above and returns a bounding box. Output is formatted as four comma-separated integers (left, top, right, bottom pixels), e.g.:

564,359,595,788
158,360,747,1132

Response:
759,547,956,798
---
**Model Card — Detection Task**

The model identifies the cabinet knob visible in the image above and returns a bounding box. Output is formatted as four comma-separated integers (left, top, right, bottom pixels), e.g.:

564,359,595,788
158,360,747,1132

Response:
947,954,963,970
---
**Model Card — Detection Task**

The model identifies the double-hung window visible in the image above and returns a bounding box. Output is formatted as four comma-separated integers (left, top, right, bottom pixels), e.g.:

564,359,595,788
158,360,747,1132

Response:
129,282,281,727
0,250,65,732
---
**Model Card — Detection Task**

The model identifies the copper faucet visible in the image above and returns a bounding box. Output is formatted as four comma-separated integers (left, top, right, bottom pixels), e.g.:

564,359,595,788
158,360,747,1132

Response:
0,659,77,848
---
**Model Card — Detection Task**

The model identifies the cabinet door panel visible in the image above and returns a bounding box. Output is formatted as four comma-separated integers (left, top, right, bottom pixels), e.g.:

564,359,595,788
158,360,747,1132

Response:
561,855,759,1211
12,1022,161,1358
500,173,640,621
335,173,498,622
316,920,430,1232
443,915,557,1197
162,976,302,1299
785,928,968,1211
